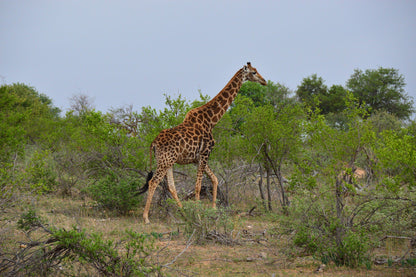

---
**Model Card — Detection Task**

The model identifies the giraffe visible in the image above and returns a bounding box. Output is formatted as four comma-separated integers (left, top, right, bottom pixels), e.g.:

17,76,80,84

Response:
137,62,267,223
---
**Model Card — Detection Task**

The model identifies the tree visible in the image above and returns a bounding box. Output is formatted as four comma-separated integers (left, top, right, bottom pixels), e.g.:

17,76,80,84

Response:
231,81,295,132
346,67,414,119
211,96,253,206
239,80,295,108
321,85,348,114
287,94,378,266
375,125,416,190
296,75,350,116
69,93,95,116
108,105,140,137
0,83,61,206
242,102,305,211
0,83,61,159
367,110,403,135
287,92,416,267
0,86,26,162
264,81,295,109
238,81,267,107
296,74,328,112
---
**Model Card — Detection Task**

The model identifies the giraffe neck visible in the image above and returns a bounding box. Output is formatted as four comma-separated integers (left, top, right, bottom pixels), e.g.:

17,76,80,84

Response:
183,68,245,130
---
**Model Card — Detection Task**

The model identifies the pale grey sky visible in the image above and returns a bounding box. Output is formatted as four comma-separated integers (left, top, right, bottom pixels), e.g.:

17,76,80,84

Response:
1,0,415,114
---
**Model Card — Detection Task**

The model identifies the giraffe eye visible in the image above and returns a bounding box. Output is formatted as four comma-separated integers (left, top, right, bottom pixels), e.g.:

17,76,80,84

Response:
252,71,257,75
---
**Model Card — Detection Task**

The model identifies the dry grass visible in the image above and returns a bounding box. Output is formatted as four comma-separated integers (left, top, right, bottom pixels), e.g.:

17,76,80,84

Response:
1,194,415,276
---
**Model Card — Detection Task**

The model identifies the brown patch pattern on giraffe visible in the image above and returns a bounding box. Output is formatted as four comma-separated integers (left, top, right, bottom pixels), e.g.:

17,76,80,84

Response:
138,62,267,224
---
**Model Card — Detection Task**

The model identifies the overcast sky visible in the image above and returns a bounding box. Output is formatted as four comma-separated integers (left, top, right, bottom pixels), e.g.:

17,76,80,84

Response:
1,1,415,114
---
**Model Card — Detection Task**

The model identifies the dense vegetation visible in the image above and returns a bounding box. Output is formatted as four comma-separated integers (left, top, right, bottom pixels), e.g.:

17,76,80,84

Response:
1,67,415,275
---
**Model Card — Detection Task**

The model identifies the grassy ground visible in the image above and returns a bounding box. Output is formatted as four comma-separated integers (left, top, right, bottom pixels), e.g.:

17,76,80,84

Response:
1,194,415,276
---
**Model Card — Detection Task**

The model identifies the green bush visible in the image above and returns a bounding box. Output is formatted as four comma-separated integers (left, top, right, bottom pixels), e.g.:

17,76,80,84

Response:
8,210,160,276
293,225,320,254
175,200,236,245
17,208,45,231
26,149,57,194
52,227,159,276
292,222,372,267
321,230,372,267
86,173,143,214
284,191,374,268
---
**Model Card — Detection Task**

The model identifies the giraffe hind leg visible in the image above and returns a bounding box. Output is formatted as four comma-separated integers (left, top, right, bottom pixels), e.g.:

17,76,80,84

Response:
143,167,168,224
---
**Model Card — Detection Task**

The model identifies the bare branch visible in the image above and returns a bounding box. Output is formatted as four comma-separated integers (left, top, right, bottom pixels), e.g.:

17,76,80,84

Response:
163,229,195,267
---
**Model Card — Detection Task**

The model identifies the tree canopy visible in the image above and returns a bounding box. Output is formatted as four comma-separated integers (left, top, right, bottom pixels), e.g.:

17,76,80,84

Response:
0,83,61,161
347,67,414,119
296,68,414,120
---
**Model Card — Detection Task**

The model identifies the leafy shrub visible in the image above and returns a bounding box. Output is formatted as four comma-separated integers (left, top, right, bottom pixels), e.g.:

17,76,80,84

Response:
4,210,160,276
52,227,159,276
17,209,45,231
284,191,373,268
26,149,57,194
86,173,143,214
293,225,320,254
175,200,236,245
321,230,372,267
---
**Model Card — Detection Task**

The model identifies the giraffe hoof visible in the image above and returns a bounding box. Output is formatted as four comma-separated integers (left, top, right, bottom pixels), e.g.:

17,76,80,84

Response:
144,218,150,224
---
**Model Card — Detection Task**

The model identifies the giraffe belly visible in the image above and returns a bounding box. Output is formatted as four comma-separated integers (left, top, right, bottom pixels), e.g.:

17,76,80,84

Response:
176,158,198,165
176,147,200,164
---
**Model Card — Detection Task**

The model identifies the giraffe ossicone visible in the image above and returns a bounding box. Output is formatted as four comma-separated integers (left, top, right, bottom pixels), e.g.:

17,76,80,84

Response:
137,62,267,224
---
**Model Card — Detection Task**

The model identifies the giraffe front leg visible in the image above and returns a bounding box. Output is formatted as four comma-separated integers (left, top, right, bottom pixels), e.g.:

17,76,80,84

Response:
166,167,182,208
205,165,218,209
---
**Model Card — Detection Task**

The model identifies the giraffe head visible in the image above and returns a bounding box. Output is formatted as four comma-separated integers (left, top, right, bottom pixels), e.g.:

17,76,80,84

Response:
242,62,267,86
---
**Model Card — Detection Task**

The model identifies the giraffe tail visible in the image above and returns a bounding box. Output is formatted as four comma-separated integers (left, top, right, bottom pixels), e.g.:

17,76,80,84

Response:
136,171,153,195
136,143,155,195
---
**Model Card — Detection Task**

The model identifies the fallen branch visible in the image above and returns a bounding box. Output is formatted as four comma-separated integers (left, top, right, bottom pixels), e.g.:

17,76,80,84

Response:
163,228,195,267
206,230,241,246
248,206,257,216
380,235,412,241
